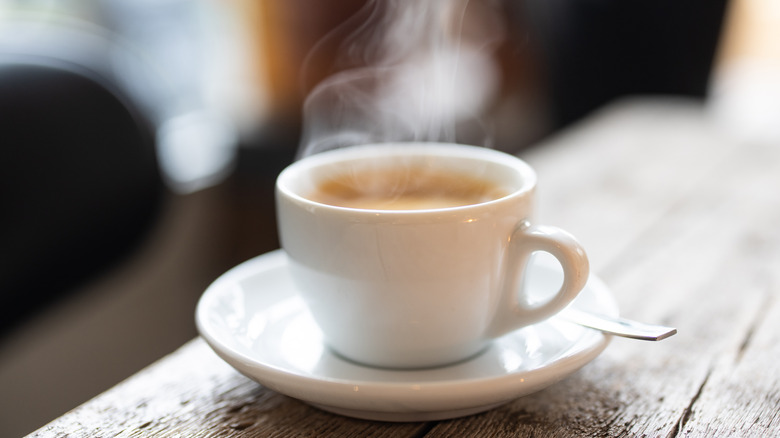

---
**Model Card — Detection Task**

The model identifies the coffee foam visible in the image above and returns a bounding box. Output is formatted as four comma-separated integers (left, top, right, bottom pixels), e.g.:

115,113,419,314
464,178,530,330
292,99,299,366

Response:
295,146,523,211
309,165,507,210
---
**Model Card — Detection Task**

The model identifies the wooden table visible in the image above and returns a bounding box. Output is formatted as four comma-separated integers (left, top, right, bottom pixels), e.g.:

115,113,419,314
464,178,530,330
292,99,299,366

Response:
30,98,780,437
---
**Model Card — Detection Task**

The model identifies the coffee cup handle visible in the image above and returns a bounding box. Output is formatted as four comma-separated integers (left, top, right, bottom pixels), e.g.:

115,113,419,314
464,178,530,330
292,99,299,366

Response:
487,222,589,337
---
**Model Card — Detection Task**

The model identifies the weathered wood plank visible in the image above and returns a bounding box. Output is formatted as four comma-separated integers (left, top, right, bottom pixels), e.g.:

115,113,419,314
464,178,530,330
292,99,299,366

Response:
30,339,431,437
523,98,742,274
673,142,780,436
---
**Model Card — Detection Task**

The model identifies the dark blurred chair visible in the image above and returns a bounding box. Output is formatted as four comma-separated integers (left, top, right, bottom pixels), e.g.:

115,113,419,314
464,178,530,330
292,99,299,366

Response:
0,59,163,335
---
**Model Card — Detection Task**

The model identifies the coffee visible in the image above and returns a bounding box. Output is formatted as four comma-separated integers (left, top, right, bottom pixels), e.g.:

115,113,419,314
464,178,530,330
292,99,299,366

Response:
307,167,508,210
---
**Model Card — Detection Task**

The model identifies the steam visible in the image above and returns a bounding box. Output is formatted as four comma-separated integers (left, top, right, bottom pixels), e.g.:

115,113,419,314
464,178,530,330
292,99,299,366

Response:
298,0,504,158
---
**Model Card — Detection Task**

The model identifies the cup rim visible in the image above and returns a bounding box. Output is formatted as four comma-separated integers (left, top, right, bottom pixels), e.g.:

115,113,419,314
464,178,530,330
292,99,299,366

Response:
276,142,537,214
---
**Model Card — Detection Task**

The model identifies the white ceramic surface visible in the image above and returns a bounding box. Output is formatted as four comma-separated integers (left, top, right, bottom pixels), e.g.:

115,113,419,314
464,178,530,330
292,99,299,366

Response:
276,143,589,368
196,250,617,422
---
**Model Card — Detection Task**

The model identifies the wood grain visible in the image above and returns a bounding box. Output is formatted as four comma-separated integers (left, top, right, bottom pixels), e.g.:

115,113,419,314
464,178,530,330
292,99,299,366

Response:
29,98,780,437
30,339,432,438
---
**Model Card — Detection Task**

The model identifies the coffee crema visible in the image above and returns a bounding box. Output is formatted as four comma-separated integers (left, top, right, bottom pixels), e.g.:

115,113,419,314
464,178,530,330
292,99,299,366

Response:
307,167,508,210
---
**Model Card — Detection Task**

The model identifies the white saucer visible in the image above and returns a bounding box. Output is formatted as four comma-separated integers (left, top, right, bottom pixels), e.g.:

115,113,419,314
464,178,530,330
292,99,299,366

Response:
196,250,618,422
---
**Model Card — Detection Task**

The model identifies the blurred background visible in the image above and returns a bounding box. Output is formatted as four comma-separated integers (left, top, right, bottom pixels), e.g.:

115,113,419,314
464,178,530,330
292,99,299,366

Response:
4,0,777,435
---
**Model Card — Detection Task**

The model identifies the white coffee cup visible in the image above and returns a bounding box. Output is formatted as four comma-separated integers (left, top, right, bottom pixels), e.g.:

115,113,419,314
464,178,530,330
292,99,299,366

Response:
276,143,589,369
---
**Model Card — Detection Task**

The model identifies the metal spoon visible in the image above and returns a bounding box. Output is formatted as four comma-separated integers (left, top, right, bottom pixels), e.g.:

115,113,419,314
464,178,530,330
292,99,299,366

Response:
560,308,677,341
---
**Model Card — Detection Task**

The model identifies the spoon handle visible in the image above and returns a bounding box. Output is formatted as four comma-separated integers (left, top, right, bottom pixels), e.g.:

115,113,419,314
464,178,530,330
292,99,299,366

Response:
560,309,677,341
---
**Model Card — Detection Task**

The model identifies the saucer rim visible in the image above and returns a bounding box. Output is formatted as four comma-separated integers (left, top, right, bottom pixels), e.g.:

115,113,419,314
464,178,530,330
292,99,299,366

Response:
196,250,616,419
